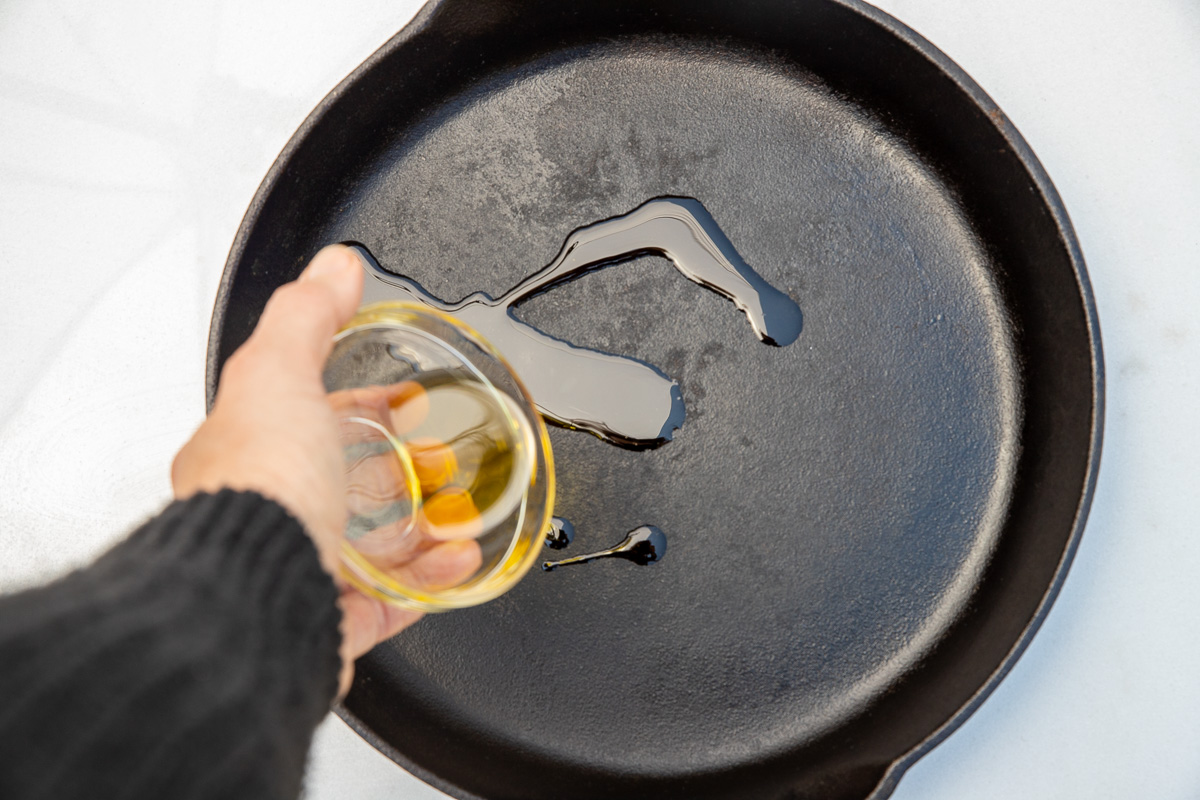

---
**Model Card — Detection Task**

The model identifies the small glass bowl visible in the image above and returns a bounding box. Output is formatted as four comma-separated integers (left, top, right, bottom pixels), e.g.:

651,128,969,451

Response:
324,302,554,611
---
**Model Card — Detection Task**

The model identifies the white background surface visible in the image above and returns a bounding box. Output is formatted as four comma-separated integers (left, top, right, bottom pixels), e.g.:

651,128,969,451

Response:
1,1,1197,798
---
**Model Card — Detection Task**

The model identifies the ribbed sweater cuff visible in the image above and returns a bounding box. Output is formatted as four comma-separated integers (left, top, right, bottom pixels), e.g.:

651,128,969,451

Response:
0,490,343,800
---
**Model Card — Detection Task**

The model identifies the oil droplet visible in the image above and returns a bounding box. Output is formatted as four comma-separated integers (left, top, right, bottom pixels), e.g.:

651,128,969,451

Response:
544,516,575,550
542,525,666,571
349,196,801,450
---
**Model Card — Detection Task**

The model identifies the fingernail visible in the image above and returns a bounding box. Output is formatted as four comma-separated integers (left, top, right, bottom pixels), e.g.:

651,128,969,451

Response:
301,244,356,283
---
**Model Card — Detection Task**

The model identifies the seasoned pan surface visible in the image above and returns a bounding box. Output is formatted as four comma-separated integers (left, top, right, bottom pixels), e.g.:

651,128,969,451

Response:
207,2,1102,798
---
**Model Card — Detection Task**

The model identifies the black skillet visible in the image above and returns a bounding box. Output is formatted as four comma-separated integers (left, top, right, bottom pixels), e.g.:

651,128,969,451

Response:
207,1,1103,798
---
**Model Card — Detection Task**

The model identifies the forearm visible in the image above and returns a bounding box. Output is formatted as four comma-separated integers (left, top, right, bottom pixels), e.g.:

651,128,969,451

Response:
0,490,342,800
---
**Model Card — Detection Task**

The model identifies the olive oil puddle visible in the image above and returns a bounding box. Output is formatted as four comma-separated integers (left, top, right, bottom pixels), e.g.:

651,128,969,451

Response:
351,196,800,448
348,196,802,570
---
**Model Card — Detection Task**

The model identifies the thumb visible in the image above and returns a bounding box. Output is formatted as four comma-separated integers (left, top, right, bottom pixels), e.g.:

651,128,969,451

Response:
249,244,365,369
298,243,366,312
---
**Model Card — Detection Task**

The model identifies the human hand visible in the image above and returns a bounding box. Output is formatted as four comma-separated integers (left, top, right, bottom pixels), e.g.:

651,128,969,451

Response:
171,244,479,696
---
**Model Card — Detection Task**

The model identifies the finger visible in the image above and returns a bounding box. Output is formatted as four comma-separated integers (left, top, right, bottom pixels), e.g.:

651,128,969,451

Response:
391,539,483,591
418,486,484,541
349,517,431,568
342,425,416,514
298,243,365,322
385,381,429,434
328,381,429,437
328,385,391,418
338,591,423,697
340,590,423,660
407,437,458,495
250,244,365,369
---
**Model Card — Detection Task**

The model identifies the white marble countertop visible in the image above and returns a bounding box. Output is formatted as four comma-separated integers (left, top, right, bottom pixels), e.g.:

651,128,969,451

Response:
1,1,1197,797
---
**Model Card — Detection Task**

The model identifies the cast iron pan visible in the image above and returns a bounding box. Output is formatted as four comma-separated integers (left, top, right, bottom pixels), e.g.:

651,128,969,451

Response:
207,1,1103,798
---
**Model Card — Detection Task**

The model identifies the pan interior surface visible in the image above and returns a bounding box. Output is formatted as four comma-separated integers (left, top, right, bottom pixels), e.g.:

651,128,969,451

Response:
340,34,1015,774
210,3,1100,799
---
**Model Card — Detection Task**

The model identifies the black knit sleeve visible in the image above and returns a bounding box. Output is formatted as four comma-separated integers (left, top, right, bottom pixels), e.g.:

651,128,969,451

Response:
0,490,343,800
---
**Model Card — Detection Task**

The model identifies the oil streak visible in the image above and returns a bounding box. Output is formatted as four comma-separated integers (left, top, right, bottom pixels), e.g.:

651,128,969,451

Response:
350,196,802,450
542,525,667,571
